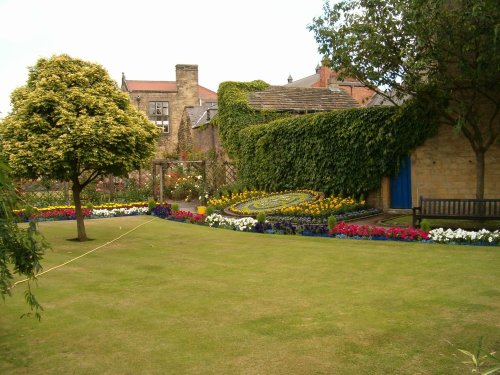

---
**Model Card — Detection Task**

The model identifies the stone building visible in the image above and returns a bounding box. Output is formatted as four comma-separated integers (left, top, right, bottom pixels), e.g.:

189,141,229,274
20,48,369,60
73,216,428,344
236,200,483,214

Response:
286,65,376,105
121,64,217,156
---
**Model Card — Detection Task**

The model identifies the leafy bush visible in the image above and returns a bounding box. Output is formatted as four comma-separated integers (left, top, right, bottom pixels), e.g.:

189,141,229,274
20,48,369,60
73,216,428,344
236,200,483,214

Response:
327,215,337,230
420,219,431,232
206,205,215,216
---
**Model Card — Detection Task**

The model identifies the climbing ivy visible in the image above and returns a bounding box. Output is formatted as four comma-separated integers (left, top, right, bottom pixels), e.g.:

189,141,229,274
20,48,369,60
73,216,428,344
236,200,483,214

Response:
218,81,438,196
217,81,294,158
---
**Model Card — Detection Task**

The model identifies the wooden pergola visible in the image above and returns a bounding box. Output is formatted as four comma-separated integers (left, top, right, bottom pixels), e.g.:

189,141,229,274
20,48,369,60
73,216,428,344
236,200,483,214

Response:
151,159,205,202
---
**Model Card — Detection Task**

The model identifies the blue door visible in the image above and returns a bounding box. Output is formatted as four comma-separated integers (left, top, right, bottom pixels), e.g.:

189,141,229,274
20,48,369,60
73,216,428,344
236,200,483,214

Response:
390,155,412,208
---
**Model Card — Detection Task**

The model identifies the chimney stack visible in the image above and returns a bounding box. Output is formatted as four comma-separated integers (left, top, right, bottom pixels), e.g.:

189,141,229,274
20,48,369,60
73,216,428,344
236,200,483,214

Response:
176,64,199,106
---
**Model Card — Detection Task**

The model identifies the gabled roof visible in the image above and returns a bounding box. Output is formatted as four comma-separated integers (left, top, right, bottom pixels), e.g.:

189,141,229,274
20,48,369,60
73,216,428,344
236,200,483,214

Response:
187,104,218,129
248,86,359,112
286,73,320,88
365,91,407,107
123,80,218,101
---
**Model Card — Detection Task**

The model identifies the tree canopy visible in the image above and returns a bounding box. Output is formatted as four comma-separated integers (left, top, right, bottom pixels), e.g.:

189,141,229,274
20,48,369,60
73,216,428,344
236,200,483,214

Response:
309,0,500,198
0,55,159,240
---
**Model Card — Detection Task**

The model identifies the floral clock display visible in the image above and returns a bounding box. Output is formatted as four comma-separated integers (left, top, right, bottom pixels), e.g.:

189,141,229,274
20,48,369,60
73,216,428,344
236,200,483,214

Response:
227,190,322,216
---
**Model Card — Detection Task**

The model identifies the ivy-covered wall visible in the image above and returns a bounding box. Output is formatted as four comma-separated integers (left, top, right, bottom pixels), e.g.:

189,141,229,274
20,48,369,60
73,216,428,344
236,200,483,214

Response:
217,81,438,196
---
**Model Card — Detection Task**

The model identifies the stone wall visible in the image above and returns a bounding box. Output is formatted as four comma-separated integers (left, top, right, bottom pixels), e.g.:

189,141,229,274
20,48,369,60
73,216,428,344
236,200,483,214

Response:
369,124,500,210
410,125,500,202
129,91,180,157
192,124,224,155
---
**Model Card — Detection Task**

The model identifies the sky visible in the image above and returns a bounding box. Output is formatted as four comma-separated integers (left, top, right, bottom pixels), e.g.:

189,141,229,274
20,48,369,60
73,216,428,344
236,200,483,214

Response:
0,0,327,117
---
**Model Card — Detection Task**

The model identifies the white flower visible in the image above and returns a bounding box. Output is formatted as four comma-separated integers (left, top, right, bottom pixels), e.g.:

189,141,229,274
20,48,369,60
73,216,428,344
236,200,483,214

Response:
429,227,499,245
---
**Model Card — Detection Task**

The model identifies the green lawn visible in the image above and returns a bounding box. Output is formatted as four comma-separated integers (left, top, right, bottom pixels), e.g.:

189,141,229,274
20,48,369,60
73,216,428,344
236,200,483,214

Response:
1,216,499,374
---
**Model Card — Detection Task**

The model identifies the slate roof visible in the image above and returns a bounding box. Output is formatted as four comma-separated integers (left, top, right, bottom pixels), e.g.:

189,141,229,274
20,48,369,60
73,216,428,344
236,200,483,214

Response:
285,73,320,87
124,80,218,101
248,86,359,112
365,92,407,107
187,104,218,128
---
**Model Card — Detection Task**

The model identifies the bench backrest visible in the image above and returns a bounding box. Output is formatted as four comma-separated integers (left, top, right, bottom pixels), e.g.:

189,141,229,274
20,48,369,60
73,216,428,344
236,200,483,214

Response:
419,198,500,217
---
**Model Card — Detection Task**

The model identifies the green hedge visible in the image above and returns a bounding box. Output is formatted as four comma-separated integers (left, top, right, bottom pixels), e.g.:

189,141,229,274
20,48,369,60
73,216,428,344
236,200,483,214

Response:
217,82,438,196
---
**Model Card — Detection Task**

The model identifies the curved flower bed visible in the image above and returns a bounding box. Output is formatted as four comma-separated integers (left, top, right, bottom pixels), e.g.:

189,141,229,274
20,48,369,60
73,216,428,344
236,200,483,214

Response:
228,190,322,216
208,190,268,211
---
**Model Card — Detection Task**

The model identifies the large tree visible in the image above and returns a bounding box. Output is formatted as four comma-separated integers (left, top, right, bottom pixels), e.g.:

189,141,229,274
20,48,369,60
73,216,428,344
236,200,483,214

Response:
1,158,47,319
0,55,159,241
309,0,500,198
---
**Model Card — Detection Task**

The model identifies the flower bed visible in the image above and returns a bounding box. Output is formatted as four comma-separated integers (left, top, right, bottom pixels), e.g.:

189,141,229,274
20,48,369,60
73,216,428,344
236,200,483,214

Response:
207,190,268,211
429,228,500,245
15,202,150,222
212,189,370,220
329,222,429,241
228,190,322,215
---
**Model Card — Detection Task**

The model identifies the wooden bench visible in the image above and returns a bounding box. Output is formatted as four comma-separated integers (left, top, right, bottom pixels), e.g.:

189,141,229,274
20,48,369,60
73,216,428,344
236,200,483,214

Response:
412,197,500,228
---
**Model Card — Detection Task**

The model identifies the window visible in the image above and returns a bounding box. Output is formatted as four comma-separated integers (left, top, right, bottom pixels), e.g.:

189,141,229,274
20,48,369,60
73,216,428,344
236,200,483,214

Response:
148,101,169,133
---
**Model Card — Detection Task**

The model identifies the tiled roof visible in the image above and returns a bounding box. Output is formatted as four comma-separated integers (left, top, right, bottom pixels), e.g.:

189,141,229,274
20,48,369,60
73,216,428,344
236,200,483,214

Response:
248,86,359,112
198,86,218,101
125,80,177,92
124,80,217,100
187,104,218,128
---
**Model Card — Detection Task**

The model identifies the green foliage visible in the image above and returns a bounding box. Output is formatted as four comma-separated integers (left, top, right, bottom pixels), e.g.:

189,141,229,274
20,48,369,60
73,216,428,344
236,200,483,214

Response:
219,85,438,195
0,159,48,320
256,212,266,224
217,80,293,159
171,203,179,212
327,215,337,230
420,219,431,232
309,0,500,198
454,337,500,374
206,205,215,216
0,54,159,240
148,199,156,212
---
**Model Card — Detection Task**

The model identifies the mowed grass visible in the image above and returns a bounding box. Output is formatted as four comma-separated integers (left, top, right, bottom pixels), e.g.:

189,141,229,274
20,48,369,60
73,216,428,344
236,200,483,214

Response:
1,216,499,374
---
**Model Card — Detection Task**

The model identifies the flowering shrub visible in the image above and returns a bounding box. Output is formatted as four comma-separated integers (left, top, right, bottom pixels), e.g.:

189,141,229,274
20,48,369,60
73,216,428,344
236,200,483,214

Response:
429,228,500,245
205,214,258,231
168,175,205,202
329,222,429,241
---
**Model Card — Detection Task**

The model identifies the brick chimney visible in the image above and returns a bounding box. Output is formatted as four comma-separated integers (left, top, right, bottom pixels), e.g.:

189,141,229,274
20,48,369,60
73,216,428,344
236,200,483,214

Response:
176,64,199,106
319,66,332,88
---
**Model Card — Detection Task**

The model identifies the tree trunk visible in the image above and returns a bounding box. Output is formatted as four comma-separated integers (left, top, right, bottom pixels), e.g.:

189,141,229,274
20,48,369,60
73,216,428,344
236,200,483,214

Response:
475,149,485,199
72,182,88,241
